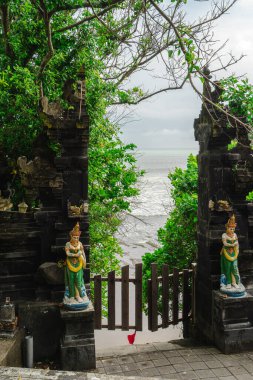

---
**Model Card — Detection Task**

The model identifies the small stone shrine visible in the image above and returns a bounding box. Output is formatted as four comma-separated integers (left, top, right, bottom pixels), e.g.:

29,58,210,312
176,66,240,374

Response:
0,297,17,338
194,68,253,353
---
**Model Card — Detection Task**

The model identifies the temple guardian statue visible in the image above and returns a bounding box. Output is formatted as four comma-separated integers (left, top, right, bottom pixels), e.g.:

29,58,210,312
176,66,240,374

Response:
63,222,90,310
220,215,246,297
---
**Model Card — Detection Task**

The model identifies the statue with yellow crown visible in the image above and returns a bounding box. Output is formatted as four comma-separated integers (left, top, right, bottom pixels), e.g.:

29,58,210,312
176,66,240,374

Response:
220,214,246,297
63,222,90,310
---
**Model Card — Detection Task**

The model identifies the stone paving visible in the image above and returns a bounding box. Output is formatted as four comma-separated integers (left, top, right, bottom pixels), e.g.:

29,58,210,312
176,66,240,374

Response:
92,340,253,379
2,340,253,379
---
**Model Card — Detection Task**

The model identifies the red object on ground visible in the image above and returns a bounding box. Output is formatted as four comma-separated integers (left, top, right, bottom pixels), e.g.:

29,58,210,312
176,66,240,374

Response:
127,331,136,344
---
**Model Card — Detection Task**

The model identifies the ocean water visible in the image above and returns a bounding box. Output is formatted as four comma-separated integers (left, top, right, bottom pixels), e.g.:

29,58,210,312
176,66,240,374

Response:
95,148,198,348
132,149,196,216
118,149,198,270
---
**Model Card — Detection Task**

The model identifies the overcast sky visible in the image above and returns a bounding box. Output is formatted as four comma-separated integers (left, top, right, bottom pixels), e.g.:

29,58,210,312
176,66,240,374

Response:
120,0,253,150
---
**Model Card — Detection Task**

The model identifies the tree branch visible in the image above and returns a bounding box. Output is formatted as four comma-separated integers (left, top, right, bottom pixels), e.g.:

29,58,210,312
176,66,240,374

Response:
192,0,238,30
112,77,188,105
54,0,124,33
31,0,54,78
49,0,124,17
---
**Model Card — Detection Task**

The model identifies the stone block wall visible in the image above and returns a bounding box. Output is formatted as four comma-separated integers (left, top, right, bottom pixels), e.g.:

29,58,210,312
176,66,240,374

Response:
194,81,253,346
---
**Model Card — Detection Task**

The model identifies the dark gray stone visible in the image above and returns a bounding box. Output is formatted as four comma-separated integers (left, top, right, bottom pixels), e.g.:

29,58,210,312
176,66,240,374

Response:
36,262,64,285
60,304,96,371
18,301,63,361
213,292,253,354
61,337,96,371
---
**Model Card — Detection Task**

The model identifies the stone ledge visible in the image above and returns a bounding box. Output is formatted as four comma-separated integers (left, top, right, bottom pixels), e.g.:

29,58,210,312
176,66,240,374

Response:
0,367,161,379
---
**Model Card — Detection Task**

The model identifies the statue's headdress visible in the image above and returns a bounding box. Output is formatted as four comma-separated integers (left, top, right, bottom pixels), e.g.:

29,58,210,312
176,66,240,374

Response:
226,214,237,229
70,222,81,237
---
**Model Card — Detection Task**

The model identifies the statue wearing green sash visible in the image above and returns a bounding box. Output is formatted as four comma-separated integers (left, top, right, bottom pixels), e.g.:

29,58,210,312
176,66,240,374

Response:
220,215,245,297
63,222,89,310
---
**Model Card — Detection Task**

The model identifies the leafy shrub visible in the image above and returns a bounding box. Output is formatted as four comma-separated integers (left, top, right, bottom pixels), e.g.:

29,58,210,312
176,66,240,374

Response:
142,154,198,310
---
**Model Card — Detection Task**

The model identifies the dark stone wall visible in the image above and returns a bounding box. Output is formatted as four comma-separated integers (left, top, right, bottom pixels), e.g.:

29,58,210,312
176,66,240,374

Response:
0,73,90,302
194,80,253,345
0,212,41,301
35,73,90,300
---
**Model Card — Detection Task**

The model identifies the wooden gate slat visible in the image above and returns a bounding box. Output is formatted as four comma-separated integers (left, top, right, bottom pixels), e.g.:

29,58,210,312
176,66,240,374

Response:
151,263,158,332
135,263,143,331
162,264,169,328
183,269,190,321
172,268,179,325
94,274,102,329
183,269,191,338
122,265,129,330
147,279,152,331
191,263,197,324
108,270,115,330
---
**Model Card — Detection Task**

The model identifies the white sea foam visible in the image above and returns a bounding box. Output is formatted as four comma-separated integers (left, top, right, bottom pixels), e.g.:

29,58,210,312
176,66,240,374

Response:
118,149,197,262
130,149,196,217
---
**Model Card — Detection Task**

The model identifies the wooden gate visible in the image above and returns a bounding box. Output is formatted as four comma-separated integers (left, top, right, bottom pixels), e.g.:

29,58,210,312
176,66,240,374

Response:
91,262,196,332
147,263,196,333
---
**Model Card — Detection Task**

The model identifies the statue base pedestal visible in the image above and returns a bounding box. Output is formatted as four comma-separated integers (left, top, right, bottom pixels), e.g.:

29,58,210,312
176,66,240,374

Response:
213,290,253,353
220,284,246,298
63,296,90,311
60,303,96,371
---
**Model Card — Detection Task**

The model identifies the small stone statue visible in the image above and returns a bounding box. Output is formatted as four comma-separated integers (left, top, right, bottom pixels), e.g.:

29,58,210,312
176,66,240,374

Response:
63,222,90,310
68,200,89,217
18,200,28,213
220,215,246,297
0,191,13,211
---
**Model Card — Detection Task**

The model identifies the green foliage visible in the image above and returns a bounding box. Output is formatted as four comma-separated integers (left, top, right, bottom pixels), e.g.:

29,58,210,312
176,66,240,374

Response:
0,66,41,158
246,191,253,202
220,77,253,125
227,139,238,151
82,47,144,276
171,0,187,3
0,4,143,280
142,154,198,310
219,76,253,201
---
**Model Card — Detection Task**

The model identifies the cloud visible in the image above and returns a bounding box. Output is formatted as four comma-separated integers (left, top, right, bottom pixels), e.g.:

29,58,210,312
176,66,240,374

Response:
120,1,253,150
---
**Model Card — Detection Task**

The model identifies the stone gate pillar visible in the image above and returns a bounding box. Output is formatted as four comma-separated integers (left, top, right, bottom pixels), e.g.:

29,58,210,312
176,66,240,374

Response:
194,72,253,352
36,68,90,299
